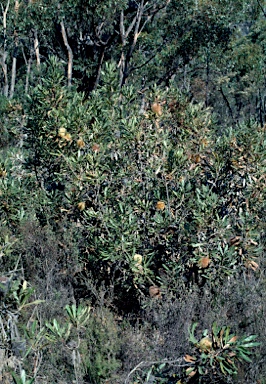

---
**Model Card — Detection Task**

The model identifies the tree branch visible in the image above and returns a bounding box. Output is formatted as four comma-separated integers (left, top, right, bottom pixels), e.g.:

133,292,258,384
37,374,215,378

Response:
257,0,266,18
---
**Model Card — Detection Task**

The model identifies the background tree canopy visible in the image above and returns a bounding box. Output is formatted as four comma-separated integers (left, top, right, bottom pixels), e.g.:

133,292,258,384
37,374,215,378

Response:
0,1,265,383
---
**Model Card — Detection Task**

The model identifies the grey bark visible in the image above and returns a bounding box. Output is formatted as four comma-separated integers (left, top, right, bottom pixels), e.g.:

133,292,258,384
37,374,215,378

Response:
61,20,73,87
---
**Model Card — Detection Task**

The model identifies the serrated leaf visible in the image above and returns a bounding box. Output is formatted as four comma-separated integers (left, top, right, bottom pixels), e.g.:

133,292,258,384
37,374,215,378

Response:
241,335,258,343
237,346,252,354
238,351,252,363
224,326,230,342
189,322,198,344
219,361,226,375
241,342,261,348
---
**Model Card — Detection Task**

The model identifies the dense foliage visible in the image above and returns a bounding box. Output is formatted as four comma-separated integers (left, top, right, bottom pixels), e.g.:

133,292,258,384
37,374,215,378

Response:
0,1,265,383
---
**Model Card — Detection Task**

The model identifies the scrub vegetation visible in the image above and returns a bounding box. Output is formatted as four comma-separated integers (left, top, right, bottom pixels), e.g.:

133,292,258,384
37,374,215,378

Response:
0,1,265,383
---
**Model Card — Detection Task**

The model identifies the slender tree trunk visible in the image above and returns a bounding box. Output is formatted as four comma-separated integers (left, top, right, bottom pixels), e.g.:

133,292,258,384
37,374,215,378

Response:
93,46,105,90
1,51,9,97
9,52,17,98
9,0,20,98
60,21,73,87
22,46,32,94
118,0,170,87
34,29,41,68
119,0,145,87
28,0,41,69
220,86,234,121
25,57,32,94
2,0,10,97
205,49,209,107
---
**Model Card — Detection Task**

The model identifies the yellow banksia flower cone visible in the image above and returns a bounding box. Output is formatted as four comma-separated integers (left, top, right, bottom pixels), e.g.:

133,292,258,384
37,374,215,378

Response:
0,170,7,177
64,133,72,142
198,256,210,269
133,254,143,264
58,127,67,138
156,201,165,210
77,202,86,211
77,138,85,148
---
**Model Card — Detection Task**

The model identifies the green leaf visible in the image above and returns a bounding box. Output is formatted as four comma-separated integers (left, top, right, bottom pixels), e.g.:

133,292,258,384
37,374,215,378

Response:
189,322,198,344
241,335,259,343
198,365,204,375
146,366,153,381
238,351,252,363
219,361,231,375
19,299,45,310
241,342,261,348
224,326,230,343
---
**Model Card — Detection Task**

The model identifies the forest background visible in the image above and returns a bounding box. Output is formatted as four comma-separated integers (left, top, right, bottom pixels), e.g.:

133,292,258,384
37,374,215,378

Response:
0,0,266,383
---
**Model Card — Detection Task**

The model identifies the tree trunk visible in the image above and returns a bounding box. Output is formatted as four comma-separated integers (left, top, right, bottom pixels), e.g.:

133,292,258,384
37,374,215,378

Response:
9,55,17,99
1,52,9,98
2,0,10,97
34,29,41,68
60,21,73,87
205,49,209,108
29,0,41,68
93,46,105,90
9,1,19,99
22,45,32,94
